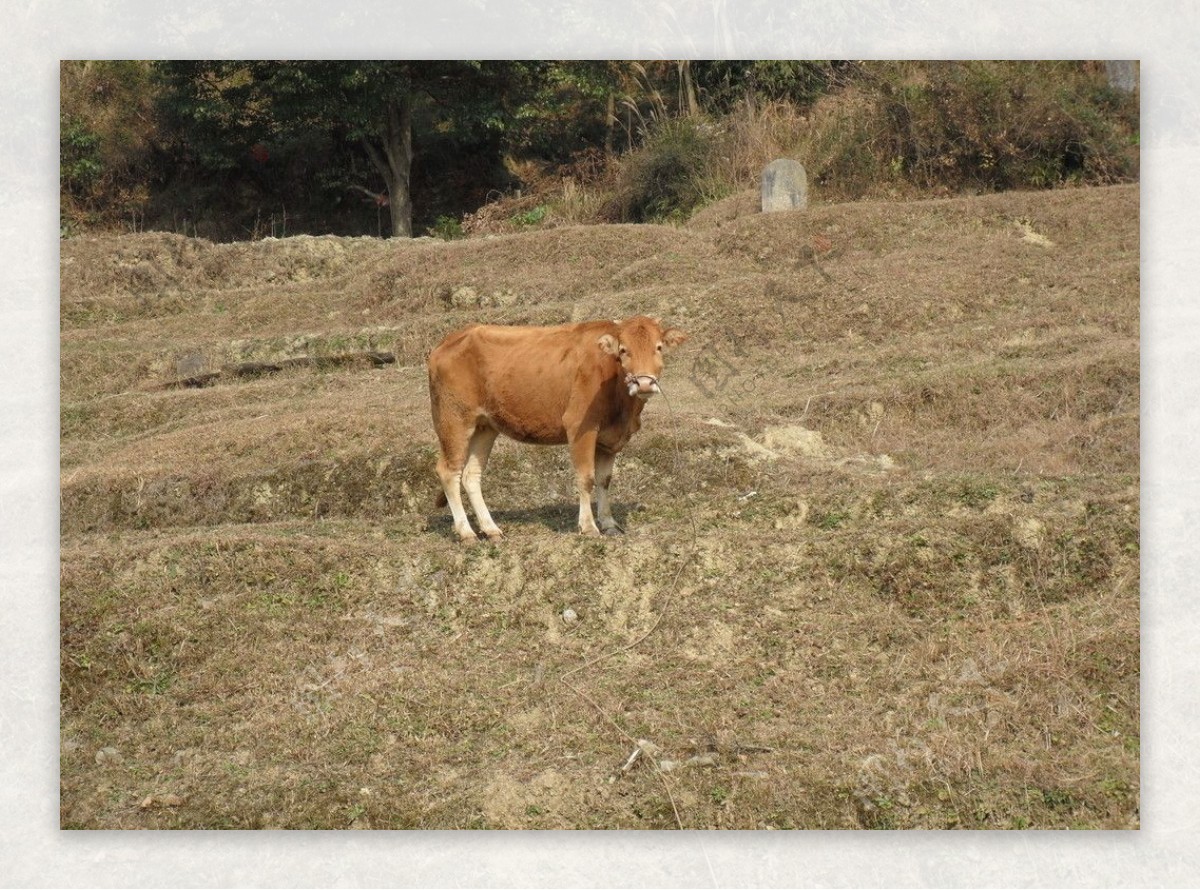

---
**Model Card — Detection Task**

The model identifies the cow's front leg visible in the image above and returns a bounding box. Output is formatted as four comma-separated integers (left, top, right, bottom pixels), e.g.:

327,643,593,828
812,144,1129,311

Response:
594,446,622,535
568,430,602,536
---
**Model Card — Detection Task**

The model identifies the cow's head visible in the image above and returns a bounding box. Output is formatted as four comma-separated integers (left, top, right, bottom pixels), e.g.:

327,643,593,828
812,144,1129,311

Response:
598,315,689,399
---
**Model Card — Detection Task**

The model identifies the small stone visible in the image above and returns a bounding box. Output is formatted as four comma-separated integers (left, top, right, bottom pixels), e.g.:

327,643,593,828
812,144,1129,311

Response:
562,608,578,625
636,739,662,758
95,747,122,764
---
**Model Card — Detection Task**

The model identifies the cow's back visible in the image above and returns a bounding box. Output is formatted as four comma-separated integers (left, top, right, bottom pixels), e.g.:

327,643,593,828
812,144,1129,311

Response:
428,321,617,445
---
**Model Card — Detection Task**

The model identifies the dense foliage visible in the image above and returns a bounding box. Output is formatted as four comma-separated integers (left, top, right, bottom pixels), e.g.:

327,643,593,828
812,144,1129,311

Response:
802,61,1140,196
60,60,1139,240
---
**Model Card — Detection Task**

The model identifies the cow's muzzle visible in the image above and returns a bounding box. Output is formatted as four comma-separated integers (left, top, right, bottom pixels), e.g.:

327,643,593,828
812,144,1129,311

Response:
626,373,660,397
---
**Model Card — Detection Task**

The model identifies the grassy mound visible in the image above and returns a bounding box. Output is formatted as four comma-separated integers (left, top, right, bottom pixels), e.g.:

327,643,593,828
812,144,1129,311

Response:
61,185,1138,829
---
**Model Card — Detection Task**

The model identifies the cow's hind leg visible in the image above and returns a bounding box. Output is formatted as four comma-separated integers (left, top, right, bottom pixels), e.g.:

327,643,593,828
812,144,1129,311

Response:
594,446,622,535
463,426,503,539
434,419,478,543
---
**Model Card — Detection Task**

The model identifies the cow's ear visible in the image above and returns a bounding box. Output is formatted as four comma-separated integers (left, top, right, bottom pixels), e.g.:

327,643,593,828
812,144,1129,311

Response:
598,334,621,356
662,328,689,349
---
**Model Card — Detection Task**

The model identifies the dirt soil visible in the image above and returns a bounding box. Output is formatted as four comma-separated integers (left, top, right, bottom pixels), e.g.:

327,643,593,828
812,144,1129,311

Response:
60,184,1139,829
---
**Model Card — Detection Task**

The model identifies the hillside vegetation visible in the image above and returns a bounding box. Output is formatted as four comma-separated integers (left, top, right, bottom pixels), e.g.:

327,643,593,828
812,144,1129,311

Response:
60,61,1138,240
60,183,1138,829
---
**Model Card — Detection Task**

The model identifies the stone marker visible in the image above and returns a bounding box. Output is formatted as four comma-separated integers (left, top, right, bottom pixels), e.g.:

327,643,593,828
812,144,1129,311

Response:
175,351,208,379
761,159,808,213
1105,61,1138,93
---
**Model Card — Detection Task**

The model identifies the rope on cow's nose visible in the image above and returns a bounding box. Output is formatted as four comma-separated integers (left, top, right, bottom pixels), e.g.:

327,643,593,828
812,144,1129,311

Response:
557,377,697,831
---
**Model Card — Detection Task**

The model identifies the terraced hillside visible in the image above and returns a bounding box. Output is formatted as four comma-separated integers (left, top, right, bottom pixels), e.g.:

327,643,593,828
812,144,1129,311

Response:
60,184,1139,829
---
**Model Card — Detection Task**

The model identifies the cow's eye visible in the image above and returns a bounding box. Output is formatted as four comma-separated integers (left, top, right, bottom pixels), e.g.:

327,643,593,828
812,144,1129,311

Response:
656,343,663,351
619,346,628,355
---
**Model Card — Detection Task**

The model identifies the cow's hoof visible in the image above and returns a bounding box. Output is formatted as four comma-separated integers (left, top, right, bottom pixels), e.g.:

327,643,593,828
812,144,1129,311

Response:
602,526,624,536
578,527,602,538
482,529,505,541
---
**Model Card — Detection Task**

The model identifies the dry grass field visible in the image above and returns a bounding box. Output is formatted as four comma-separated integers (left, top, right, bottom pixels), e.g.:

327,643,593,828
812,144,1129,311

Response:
60,184,1139,829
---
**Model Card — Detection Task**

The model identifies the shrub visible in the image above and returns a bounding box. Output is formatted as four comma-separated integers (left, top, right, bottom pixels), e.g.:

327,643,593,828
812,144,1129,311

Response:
703,99,811,193
511,204,548,227
429,215,465,240
797,61,1139,199
60,115,104,192
604,62,1138,221
611,115,725,222
60,61,161,232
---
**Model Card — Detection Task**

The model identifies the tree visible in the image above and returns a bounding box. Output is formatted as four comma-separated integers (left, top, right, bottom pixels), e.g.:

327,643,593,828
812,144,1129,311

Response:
156,61,545,237
688,61,850,112
60,61,163,232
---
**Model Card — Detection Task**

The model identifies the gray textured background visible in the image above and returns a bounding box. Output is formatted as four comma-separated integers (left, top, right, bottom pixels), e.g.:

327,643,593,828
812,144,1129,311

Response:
3,1,1191,886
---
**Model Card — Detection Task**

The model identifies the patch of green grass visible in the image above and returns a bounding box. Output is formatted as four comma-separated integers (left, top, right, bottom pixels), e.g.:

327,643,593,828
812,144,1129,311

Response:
512,205,549,227
1041,788,1076,810
128,670,175,695
248,590,295,615
812,508,851,530
429,216,464,240
957,479,999,508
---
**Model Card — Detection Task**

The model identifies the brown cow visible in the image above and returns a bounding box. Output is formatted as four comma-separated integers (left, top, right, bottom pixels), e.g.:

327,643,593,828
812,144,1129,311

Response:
428,315,688,541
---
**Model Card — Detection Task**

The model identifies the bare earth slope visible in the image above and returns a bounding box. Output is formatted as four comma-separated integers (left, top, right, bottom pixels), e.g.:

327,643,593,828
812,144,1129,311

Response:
60,185,1139,829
